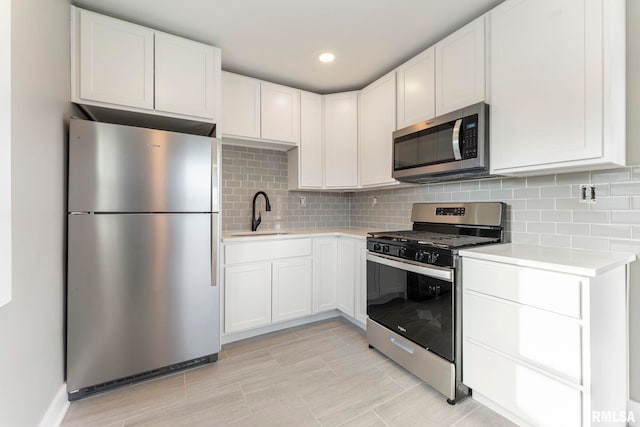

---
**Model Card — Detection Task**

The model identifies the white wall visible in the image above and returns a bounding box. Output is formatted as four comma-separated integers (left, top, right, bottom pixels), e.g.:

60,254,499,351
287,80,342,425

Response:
0,0,11,307
0,0,70,425
627,0,640,403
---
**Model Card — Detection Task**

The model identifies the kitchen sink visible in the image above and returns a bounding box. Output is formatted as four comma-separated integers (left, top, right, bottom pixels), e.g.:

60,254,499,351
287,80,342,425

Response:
228,230,290,237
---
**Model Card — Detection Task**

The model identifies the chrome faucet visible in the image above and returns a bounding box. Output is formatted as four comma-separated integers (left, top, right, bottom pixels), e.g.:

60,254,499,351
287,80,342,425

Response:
251,191,271,231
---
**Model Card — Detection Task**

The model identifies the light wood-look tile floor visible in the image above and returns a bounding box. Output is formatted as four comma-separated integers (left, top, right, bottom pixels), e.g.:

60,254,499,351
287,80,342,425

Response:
62,318,516,427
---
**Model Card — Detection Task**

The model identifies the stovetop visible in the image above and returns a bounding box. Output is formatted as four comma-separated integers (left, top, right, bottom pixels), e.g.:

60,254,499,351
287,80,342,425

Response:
368,230,500,250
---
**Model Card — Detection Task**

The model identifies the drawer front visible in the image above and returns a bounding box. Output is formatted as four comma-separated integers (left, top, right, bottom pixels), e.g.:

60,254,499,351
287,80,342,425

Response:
225,239,312,264
367,318,455,400
464,291,582,384
464,341,582,427
462,258,582,318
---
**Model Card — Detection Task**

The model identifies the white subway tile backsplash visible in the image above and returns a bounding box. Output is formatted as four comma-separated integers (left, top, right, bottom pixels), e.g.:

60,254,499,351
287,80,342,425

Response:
480,179,502,190
592,168,631,183
541,186,571,198
527,222,555,233
573,210,610,224
571,236,610,251
591,224,632,239
501,177,527,189
541,210,572,222
514,187,540,199
490,189,513,200
611,182,640,196
222,145,640,254
556,171,590,185
526,198,555,210
590,196,630,211
556,223,590,236
540,234,571,248
611,211,640,224
527,175,556,187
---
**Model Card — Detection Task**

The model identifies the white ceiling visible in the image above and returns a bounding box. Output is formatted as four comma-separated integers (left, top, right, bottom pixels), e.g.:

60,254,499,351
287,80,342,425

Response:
73,0,503,94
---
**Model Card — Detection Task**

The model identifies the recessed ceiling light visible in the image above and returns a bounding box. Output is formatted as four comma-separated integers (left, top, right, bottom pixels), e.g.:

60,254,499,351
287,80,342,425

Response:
319,52,335,63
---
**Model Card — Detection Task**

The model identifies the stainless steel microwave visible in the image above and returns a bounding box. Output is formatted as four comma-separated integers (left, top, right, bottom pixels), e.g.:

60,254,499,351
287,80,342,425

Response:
392,102,489,183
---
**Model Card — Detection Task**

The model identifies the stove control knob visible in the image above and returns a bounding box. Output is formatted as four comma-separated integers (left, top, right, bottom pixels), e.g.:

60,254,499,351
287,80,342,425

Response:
373,243,381,252
414,251,424,261
382,245,390,253
398,247,407,257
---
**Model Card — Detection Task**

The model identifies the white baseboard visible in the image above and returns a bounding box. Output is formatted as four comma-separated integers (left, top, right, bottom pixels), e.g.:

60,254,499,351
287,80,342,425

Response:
629,399,640,426
221,311,340,345
39,384,69,427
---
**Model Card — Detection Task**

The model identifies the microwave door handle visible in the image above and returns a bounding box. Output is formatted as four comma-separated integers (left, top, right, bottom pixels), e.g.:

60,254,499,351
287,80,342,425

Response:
452,119,463,160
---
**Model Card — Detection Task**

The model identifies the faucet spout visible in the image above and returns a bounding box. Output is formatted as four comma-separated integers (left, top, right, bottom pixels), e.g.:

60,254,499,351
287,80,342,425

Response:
251,191,271,231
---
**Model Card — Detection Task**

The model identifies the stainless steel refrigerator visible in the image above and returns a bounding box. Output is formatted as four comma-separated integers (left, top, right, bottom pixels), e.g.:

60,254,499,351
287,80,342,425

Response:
66,118,220,400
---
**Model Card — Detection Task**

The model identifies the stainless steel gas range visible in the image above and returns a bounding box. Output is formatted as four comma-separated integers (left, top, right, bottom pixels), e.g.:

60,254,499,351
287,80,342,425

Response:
366,202,505,404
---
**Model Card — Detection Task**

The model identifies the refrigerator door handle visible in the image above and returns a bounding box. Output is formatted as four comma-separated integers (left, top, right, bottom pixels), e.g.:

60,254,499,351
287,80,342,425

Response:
211,213,218,287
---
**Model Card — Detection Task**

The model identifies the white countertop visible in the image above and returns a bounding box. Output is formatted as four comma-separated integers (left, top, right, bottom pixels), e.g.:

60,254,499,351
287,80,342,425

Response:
222,227,370,242
458,243,637,277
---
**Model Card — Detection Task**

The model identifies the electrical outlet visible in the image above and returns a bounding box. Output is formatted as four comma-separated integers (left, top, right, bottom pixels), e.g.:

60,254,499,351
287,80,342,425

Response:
579,184,596,203
300,196,306,207
372,197,378,207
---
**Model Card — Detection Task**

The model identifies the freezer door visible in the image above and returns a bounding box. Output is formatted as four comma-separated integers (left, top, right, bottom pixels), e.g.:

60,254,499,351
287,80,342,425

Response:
66,213,219,391
68,118,212,213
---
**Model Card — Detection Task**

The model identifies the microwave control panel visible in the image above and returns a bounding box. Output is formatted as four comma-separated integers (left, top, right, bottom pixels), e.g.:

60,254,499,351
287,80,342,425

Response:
462,115,479,159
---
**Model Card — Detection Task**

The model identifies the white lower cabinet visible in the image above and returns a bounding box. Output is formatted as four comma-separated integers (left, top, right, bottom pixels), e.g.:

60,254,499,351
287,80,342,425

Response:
354,245,367,324
224,239,312,334
272,257,312,322
312,238,338,313
224,262,272,333
336,238,358,317
461,254,628,427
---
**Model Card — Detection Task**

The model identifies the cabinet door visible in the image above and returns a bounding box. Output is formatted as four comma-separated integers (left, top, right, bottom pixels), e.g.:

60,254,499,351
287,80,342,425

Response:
299,91,323,188
77,9,154,109
435,16,485,115
324,92,359,188
396,47,435,129
155,32,217,120
272,257,312,322
224,262,271,333
359,72,397,186
490,0,606,171
221,72,261,138
336,238,357,317
261,82,300,144
354,243,368,325
312,238,338,313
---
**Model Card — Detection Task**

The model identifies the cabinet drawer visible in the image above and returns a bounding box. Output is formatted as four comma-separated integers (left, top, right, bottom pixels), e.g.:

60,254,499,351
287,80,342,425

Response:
464,341,582,427
225,239,312,264
462,258,582,318
464,291,582,383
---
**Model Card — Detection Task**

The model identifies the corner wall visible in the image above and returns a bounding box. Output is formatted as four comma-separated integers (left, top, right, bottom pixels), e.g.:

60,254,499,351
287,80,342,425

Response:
0,0,70,425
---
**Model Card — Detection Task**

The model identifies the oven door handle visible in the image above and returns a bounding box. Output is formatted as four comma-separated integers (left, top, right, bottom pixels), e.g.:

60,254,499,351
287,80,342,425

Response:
366,252,453,282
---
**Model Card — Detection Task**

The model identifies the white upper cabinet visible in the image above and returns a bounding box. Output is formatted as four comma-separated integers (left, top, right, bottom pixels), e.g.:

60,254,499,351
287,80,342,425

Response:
155,32,217,119
396,46,435,129
221,72,300,146
490,0,626,175
221,72,261,139
75,8,154,110
324,92,359,188
71,6,220,122
435,16,485,115
261,82,300,144
359,72,397,187
289,91,324,189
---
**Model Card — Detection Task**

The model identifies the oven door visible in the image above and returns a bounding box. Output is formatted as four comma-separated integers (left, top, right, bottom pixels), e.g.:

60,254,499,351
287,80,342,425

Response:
366,252,454,362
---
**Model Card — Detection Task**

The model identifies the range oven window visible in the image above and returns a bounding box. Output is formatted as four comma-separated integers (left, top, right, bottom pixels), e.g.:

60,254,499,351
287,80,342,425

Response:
367,259,454,361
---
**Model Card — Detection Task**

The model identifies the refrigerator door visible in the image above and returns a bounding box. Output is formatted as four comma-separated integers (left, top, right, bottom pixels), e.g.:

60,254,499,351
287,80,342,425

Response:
68,118,212,213
66,213,219,391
